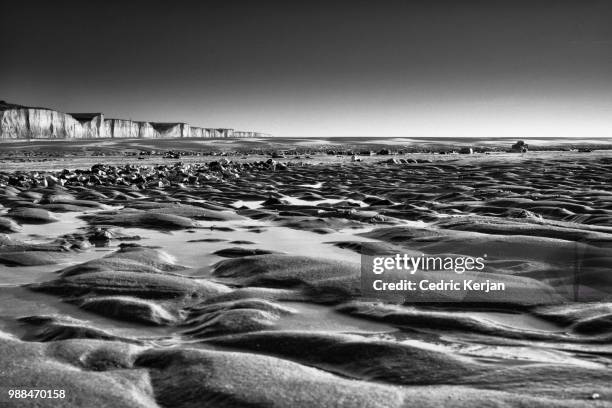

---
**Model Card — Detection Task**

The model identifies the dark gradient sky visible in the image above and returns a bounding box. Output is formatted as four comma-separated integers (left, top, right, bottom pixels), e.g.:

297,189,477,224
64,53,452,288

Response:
2,0,611,137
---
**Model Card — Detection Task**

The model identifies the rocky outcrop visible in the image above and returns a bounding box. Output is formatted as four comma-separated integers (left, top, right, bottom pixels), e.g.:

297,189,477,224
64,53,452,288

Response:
511,140,528,153
0,100,267,140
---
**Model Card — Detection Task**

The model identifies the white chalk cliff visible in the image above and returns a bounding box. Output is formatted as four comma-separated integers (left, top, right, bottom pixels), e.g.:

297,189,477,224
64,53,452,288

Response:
0,101,268,139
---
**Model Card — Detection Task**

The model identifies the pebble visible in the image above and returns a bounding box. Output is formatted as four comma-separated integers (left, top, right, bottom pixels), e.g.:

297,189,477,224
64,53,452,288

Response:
0,160,292,189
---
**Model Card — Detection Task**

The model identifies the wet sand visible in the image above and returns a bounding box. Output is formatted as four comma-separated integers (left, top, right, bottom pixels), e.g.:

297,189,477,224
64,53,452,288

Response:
0,140,611,407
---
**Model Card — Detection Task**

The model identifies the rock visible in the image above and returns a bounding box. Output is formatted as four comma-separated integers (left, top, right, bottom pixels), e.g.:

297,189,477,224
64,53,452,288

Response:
262,196,288,206
87,227,141,246
511,140,529,153
45,175,63,187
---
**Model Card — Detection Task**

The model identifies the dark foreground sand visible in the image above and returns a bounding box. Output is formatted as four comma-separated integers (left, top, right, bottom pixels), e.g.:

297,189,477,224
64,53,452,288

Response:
0,142,611,407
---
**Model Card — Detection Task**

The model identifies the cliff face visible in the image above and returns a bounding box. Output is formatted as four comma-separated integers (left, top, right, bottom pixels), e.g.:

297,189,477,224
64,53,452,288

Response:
0,101,267,140
0,108,105,139
104,119,138,139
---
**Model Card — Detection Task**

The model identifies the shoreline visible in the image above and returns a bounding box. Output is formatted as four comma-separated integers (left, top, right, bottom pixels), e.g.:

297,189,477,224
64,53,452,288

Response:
1,148,611,173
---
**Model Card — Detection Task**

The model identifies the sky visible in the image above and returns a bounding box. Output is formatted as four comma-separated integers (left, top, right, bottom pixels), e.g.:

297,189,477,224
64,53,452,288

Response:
1,0,611,137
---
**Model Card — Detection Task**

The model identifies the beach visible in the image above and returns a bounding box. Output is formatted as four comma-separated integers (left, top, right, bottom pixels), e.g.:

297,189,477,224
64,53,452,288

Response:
0,138,610,407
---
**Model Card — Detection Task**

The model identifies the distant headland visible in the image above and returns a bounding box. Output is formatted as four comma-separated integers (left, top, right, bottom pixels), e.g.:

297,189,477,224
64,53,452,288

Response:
0,101,270,140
